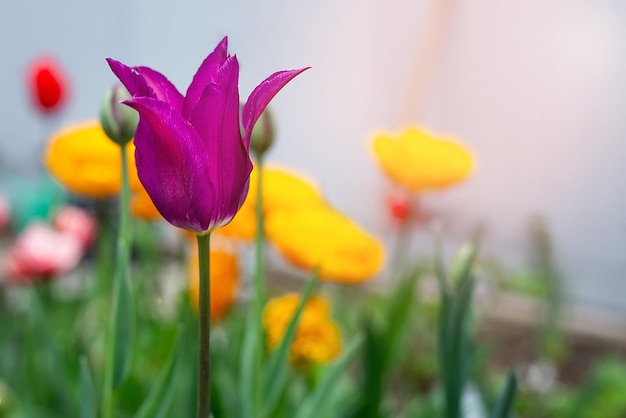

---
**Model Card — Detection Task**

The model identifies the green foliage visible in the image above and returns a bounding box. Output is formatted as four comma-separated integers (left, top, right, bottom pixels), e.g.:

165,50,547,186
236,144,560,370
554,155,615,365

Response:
1,208,624,418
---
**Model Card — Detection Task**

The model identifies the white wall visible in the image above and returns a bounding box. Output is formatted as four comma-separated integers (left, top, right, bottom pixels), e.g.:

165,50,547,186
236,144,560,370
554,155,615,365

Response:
1,0,625,311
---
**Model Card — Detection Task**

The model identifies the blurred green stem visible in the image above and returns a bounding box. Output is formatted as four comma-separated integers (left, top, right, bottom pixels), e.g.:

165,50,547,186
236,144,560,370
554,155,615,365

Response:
389,195,417,277
102,145,133,418
94,200,114,295
196,232,212,418
252,156,266,408
253,155,265,358
240,156,265,417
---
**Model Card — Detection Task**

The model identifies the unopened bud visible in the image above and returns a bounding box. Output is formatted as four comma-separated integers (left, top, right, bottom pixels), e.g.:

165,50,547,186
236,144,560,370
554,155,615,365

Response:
250,107,276,157
100,84,138,145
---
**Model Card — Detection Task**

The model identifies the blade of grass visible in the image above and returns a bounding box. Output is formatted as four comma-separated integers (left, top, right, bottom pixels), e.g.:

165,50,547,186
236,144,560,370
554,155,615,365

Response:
80,357,96,418
383,266,422,368
294,335,364,418
489,371,518,418
134,327,185,418
431,225,450,302
440,243,477,418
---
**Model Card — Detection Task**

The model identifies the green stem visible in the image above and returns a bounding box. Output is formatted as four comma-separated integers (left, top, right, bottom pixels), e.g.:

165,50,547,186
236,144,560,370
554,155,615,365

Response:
196,232,212,418
102,145,133,418
254,158,265,326
240,157,266,418
95,200,114,296
253,156,265,405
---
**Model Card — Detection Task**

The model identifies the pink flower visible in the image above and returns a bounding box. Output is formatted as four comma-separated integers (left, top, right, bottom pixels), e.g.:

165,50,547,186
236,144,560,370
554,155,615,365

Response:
52,206,97,250
5,223,83,283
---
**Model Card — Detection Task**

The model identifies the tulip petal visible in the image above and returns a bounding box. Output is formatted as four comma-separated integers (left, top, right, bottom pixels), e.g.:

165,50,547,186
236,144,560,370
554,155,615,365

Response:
135,66,184,111
182,36,229,118
124,97,215,233
189,56,252,227
106,58,154,99
242,67,310,149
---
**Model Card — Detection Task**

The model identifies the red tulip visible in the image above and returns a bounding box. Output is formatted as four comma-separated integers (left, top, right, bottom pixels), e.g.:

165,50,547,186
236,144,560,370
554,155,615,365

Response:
388,190,411,223
28,57,68,114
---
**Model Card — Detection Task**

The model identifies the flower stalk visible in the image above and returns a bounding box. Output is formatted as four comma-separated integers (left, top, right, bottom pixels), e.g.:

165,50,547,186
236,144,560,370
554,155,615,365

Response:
102,144,133,418
239,156,265,417
254,156,266,329
196,232,212,418
252,155,265,403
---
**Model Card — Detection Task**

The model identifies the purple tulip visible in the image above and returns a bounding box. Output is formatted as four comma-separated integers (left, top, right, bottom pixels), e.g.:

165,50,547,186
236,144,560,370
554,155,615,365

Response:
106,37,308,234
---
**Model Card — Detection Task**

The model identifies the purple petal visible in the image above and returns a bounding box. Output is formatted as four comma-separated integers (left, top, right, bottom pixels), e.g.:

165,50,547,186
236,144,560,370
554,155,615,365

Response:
182,36,229,118
124,97,216,233
189,56,253,227
135,66,184,111
106,58,154,98
242,67,310,149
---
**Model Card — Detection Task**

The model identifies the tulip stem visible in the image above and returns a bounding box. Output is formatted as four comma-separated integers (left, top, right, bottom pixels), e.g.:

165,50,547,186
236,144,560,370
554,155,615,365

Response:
95,200,114,296
102,144,133,418
239,157,265,418
254,156,265,319
253,156,265,405
196,232,212,418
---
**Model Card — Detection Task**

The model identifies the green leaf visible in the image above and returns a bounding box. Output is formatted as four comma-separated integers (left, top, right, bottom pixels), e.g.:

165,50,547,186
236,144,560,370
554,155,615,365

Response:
239,309,261,418
439,243,478,418
490,371,518,418
432,227,450,302
80,357,97,418
346,321,386,418
261,271,319,418
294,335,364,418
29,287,74,415
383,267,422,367
449,243,477,283
134,326,185,418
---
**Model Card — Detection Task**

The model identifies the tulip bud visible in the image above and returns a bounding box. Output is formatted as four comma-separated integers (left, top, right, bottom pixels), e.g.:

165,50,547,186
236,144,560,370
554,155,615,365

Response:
100,84,138,145
250,106,276,157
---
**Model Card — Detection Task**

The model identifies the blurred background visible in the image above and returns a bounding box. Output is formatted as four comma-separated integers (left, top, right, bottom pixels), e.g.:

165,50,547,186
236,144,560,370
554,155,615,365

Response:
1,0,625,313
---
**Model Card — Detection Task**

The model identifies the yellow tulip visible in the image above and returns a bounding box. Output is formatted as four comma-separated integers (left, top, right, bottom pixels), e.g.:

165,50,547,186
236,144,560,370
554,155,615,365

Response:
265,205,384,284
372,126,473,192
218,165,325,240
44,121,137,198
263,293,341,368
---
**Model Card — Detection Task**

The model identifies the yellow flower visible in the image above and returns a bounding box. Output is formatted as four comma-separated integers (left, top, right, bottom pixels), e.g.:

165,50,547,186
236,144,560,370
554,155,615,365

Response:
44,121,138,198
371,126,473,191
188,241,239,321
263,293,342,368
217,165,325,240
265,205,384,284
